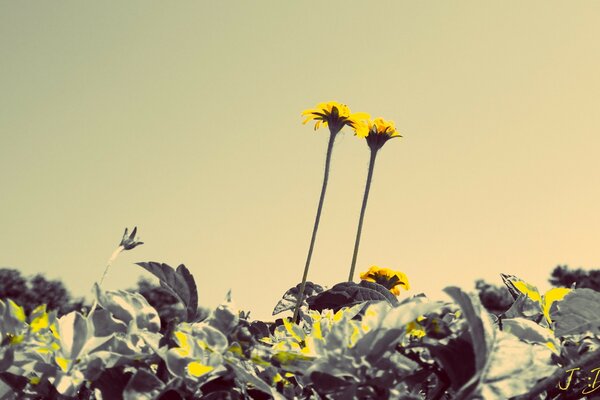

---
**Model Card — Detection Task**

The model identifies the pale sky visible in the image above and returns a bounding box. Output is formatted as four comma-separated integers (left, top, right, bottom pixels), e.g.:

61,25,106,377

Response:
1,2,599,320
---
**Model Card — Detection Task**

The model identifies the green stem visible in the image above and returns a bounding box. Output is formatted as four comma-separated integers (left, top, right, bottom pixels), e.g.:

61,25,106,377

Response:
348,148,378,282
293,130,337,322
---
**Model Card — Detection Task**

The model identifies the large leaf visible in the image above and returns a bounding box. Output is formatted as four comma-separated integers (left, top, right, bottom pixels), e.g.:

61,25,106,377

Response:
123,369,164,400
445,287,557,400
501,318,559,350
307,281,398,312
551,288,600,337
272,281,324,315
94,284,160,332
136,262,198,321
424,336,475,390
444,287,495,373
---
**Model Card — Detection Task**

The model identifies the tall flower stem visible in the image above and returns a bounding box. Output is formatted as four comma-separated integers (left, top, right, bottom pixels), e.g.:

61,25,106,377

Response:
348,148,378,282
293,130,337,321
99,245,124,287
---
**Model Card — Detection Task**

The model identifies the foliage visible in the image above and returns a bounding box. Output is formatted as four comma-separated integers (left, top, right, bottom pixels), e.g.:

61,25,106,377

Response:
2,262,600,400
0,268,84,316
549,265,600,291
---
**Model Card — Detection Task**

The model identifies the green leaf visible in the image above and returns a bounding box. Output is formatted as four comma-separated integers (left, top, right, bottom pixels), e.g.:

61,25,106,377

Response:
136,261,198,321
123,369,164,400
551,288,600,337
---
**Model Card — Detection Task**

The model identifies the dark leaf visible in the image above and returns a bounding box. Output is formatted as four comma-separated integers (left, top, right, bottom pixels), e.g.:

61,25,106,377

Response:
307,281,398,312
136,262,198,321
0,348,14,372
123,369,164,400
273,281,324,315
424,336,476,390
310,371,351,394
0,372,28,392
91,367,133,400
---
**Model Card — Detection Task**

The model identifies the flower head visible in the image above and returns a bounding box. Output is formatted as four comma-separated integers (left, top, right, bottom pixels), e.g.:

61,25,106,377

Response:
354,117,402,151
302,101,370,135
360,265,410,295
119,226,144,250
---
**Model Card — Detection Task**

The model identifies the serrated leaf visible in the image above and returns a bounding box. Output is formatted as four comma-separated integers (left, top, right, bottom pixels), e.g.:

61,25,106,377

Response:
272,282,324,315
123,369,164,400
307,281,399,312
552,288,600,337
136,262,198,321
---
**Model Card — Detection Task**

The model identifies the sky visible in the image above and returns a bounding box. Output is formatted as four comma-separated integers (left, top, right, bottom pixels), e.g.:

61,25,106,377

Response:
1,2,599,320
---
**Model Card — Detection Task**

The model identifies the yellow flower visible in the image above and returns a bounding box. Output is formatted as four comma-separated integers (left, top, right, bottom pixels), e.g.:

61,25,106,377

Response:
301,101,370,134
354,117,402,150
360,265,410,295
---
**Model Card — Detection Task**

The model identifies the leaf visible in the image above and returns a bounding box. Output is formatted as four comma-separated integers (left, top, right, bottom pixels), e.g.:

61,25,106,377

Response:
136,262,198,321
123,369,164,400
272,282,324,315
424,337,476,390
56,311,90,360
501,318,559,349
502,293,542,321
444,287,495,373
0,348,14,373
94,284,161,332
226,360,286,400
551,288,600,337
474,330,556,399
445,287,557,400
91,367,133,400
355,301,440,363
307,281,399,312
207,302,239,336
310,371,351,394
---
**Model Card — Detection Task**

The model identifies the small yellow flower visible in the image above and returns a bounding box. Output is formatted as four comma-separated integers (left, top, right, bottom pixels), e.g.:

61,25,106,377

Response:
302,101,370,134
360,265,410,295
354,117,402,150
